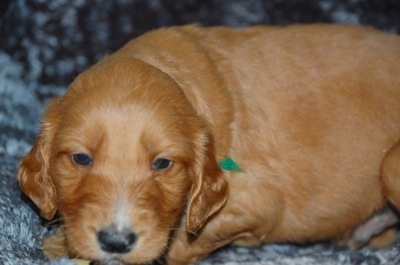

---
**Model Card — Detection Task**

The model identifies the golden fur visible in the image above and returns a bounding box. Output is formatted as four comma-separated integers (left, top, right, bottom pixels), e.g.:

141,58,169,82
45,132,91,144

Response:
18,24,400,264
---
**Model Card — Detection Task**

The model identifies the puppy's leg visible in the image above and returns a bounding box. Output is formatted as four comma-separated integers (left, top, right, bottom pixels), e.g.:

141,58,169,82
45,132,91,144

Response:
167,210,264,265
377,140,400,246
167,221,233,265
367,227,398,248
334,142,400,250
42,227,69,259
382,141,400,209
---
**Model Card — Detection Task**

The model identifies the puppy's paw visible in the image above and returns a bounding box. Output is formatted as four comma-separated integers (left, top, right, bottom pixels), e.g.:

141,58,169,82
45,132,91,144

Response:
42,228,69,259
336,207,399,249
351,207,399,248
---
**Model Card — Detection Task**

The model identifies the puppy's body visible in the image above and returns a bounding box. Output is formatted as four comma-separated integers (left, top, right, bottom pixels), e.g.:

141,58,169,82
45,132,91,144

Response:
18,24,400,264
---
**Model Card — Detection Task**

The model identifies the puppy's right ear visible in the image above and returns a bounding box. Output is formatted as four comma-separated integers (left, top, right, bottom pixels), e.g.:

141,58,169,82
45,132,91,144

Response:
18,100,60,220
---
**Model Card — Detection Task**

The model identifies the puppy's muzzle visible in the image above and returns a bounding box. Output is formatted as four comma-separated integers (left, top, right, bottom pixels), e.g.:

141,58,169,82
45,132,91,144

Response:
97,226,137,254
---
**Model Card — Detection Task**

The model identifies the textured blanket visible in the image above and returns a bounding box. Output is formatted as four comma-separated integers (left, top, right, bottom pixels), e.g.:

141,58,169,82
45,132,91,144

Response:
1,0,400,264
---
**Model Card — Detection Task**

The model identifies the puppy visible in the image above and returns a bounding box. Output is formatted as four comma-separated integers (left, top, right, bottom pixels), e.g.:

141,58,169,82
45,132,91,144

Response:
18,24,400,264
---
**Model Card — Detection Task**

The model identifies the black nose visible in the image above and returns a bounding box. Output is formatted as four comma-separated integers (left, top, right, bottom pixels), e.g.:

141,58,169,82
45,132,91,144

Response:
97,227,137,254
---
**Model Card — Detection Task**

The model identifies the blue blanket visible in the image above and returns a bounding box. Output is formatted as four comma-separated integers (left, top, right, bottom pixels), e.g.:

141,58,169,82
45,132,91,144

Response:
1,0,399,264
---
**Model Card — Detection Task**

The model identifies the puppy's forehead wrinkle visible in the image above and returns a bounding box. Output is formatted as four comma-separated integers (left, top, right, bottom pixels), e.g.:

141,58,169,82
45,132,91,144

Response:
73,57,190,103
89,105,197,156
73,60,199,116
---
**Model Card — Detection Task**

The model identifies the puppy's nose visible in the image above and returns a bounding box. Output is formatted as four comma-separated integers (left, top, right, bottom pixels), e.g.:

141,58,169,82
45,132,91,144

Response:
97,227,137,254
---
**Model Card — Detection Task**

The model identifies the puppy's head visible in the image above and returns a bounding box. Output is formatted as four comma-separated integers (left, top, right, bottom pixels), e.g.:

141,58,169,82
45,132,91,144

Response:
18,58,228,263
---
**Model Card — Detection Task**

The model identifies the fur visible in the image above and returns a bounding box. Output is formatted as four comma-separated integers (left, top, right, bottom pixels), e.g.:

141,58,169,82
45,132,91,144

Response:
19,24,400,264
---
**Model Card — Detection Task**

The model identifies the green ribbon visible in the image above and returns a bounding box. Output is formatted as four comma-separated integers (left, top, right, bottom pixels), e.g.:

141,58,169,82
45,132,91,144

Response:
219,156,243,172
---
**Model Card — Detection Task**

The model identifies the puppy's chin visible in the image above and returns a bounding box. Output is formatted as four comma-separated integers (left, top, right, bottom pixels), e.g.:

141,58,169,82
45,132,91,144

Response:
90,259,126,265
90,256,165,265
90,256,162,265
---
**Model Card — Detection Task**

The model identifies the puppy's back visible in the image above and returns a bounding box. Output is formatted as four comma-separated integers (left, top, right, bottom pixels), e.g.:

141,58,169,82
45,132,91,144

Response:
195,24,400,241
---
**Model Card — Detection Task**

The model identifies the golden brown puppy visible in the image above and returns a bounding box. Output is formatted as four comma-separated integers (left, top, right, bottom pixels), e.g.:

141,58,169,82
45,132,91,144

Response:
18,24,400,264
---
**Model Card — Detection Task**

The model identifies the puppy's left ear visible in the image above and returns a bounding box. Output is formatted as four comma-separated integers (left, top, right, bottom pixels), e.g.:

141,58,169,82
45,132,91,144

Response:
187,135,229,233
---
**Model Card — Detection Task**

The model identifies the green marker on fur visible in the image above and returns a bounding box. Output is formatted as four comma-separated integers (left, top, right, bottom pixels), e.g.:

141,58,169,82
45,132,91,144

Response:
219,156,243,172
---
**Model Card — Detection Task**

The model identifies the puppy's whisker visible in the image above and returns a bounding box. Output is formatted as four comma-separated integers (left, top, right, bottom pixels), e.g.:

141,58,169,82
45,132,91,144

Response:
168,227,198,237
44,218,63,228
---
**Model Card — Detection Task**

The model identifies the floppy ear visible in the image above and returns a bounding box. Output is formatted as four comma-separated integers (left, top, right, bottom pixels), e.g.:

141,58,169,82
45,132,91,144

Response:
18,101,60,220
186,134,229,233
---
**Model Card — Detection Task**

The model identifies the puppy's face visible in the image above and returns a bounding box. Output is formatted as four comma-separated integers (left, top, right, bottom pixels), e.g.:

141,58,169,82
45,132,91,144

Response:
19,59,228,263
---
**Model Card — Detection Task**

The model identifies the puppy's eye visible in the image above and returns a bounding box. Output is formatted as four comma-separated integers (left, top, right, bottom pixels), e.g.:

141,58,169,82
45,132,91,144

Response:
72,153,93,166
152,158,172,170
